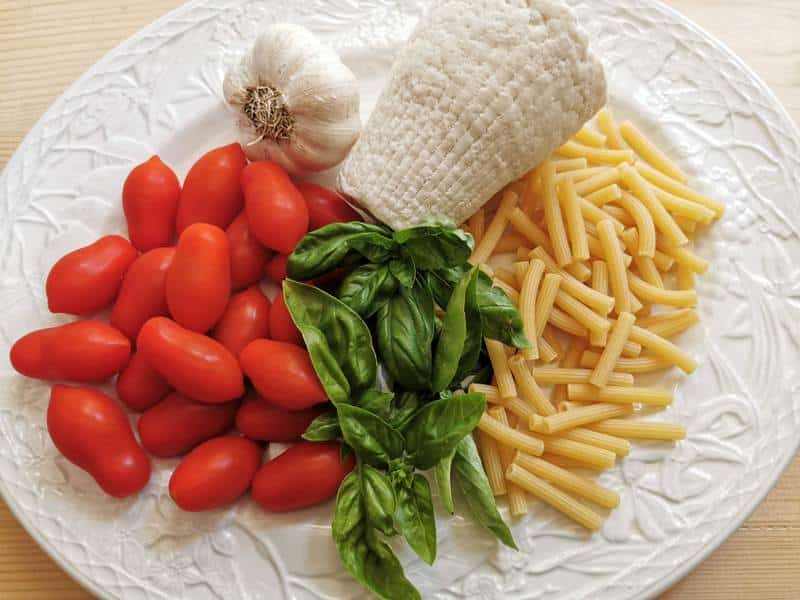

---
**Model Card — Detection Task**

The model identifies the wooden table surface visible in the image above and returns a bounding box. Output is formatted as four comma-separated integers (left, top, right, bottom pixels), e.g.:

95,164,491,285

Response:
2,1,799,598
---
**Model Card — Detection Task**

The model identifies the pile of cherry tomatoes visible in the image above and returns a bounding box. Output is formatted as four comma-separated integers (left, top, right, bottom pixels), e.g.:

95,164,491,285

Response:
9,143,362,512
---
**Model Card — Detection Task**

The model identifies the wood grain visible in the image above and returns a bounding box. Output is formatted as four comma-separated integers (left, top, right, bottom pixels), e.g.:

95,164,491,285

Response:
1,1,799,598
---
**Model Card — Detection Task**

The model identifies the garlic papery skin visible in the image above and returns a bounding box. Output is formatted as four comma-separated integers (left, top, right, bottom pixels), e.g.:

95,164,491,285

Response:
224,24,361,176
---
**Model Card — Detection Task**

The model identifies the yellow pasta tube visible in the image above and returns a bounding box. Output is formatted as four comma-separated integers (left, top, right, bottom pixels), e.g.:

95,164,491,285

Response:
538,335,560,363
652,188,715,224
553,157,589,172
618,120,688,182
588,419,686,441
468,208,485,245
552,337,588,407
619,164,688,247
636,161,725,217
580,351,673,374
589,312,636,387
590,261,609,346
489,407,528,516
535,273,562,340
595,107,627,150
568,383,672,407
532,367,633,387
471,191,518,264
548,307,590,338
512,261,529,287
628,324,697,373
585,183,623,207
540,435,617,470
486,339,517,399
554,289,611,336
529,247,616,314
555,166,608,184
621,228,672,279
560,427,631,457
580,195,625,234
519,259,546,361
628,272,697,308
514,452,619,508
597,219,631,314
657,240,709,274
540,453,603,471
477,430,507,496
678,265,694,290
645,310,700,339
574,167,621,197
542,161,573,266
602,204,636,227
506,464,603,530
478,413,544,456
574,127,607,148
614,192,655,257
674,214,698,234
560,179,590,261
540,403,632,434
508,355,557,416
558,141,636,165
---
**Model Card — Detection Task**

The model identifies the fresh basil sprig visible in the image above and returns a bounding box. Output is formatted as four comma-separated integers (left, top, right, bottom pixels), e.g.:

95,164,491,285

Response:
284,280,377,404
332,470,420,600
376,281,436,390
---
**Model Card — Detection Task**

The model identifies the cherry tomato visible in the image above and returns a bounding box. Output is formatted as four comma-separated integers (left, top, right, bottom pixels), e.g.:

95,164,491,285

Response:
264,254,288,284
11,321,130,382
212,286,271,357
169,436,261,511
48,385,150,498
269,290,303,345
236,393,325,442
227,211,272,291
166,223,231,333
46,235,137,315
116,351,171,412
242,161,309,254
252,442,353,512
176,143,247,233
138,392,239,458
122,156,180,251
111,247,174,341
239,339,326,410
296,182,362,230
137,317,244,404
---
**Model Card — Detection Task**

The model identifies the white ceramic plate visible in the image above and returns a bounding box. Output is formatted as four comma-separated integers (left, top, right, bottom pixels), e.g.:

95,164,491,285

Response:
2,1,799,598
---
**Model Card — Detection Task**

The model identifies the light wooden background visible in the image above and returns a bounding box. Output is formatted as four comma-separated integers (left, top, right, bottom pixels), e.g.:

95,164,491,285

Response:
2,1,799,598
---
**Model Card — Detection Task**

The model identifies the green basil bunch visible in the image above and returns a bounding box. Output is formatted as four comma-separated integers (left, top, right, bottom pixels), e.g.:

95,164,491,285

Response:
285,219,527,600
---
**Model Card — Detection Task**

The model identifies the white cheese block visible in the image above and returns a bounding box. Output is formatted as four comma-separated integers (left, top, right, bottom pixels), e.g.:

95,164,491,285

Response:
338,0,606,229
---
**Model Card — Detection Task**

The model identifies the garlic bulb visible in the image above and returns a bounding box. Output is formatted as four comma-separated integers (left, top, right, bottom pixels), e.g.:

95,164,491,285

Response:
224,24,361,176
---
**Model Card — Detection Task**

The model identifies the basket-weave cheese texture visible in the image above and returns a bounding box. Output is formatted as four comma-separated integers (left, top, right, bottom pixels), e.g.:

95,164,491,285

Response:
337,0,607,229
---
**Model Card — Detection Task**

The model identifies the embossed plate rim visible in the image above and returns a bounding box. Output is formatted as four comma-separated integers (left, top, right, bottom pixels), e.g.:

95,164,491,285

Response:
1,0,799,598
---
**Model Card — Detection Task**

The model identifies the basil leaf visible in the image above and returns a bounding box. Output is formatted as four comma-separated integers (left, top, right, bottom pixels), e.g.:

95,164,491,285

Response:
303,411,341,441
361,465,396,536
356,389,394,416
284,281,377,401
337,264,399,318
288,222,396,280
393,222,474,271
404,392,486,469
432,266,479,392
386,391,421,431
376,282,435,391
332,472,421,600
428,266,529,349
434,450,456,514
389,258,416,289
338,404,404,467
394,474,437,565
452,435,517,550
